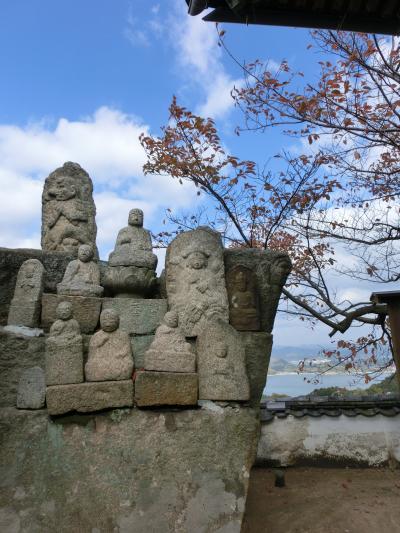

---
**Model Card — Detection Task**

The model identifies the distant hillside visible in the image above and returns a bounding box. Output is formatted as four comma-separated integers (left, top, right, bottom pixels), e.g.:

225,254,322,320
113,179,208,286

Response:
271,344,323,362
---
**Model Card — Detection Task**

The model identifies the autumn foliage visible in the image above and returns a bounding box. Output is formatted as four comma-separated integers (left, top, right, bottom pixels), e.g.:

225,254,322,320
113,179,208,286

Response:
140,30,400,379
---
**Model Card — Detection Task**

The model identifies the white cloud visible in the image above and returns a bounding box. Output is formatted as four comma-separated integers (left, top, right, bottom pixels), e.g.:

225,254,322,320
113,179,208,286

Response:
0,107,199,261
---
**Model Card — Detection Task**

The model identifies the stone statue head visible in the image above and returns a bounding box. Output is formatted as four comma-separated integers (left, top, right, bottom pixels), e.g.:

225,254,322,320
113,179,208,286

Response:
78,244,94,263
128,209,144,227
56,301,74,321
163,310,178,329
48,176,77,201
186,251,208,270
100,309,120,332
215,343,227,358
21,259,40,279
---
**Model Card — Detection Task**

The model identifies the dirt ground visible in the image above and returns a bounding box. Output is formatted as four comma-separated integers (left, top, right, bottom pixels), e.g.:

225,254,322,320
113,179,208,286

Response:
242,467,400,533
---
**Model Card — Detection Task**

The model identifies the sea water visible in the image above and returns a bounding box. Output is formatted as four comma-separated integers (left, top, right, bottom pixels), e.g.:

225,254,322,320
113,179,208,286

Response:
264,372,387,397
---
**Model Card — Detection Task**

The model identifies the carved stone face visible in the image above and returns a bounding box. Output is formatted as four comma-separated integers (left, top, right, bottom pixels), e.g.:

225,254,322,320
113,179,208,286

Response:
23,263,36,279
128,209,144,227
215,344,227,358
187,251,208,270
49,176,77,201
164,311,178,329
100,309,119,332
78,244,93,263
56,301,73,321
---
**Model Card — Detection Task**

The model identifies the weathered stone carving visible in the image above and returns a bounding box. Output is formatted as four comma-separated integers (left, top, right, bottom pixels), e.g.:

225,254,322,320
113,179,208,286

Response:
165,227,229,337
196,319,250,401
226,265,260,331
224,249,292,332
7,259,45,328
85,309,134,381
103,209,157,297
45,301,84,385
57,244,103,297
144,310,196,373
42,293,102,334
102,298,167,336
16,366,45,409
41,162,98,256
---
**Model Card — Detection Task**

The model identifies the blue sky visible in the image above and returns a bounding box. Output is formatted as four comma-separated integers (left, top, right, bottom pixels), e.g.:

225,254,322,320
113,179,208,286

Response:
0,0,378,349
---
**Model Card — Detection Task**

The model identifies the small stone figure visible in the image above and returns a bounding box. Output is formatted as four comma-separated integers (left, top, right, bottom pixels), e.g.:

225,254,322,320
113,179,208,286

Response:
196,319,250,401
17,367,45,409
45,301,83,385
165,227,229,336
103,209,157,298
57,244,103,297
226,266,260,331
41,162,98,256
7,259,45,328
144,310,196,373
85,309,134,381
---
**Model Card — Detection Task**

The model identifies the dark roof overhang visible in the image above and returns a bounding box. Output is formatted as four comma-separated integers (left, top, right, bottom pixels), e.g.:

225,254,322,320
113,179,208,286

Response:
186,0,400,35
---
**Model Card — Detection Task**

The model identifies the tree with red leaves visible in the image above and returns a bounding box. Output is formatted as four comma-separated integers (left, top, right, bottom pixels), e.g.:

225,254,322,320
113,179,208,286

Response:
140,30,400,380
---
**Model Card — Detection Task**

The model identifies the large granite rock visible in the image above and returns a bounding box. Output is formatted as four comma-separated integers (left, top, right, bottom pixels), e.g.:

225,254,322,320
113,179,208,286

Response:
0,328,45,407
166,227,229,337
0,248,74,325
0,406,259,532
102,298,167,335
41,162,98,257
135,371,198,407
131,334,155,369
41,293,102,334
57,244,103,297
7,259,45,328
45,302,83,386
46,380,134,415
224,249,291,333
85,309,134,382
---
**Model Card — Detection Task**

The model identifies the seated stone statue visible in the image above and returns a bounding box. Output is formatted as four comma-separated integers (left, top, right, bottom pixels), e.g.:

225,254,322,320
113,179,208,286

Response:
57,244,103,297
229,269,260,331
45,301,83,385
85,309,134,381
144,310,196,373
108,208,157,269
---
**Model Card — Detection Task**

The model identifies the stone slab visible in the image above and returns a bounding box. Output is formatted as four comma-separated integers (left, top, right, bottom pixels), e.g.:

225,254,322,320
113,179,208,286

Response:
0,247,74,325
241,332,273,406
131,334,154,369
41,293,102,334
102,298,167,335
0,328,45,407
46,380,134,415
0,406,259,532
135,371,198,406
16,366,45,409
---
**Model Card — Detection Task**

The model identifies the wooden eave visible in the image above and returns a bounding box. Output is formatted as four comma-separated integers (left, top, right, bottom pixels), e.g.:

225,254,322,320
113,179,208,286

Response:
187,1,400,35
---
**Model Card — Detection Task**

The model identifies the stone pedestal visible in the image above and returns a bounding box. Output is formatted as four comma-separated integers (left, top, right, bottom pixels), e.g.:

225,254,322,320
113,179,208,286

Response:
103,265,157,298
0,406,259,532
135,371,198,407
46,380,134,415
41,293,102,334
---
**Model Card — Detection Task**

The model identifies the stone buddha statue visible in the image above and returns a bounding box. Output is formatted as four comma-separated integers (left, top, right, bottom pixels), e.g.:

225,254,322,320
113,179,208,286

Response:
45,301,83,385
85,309,134,381
103,209,158,298
57,244,103,297
109,209,157,269
144,310,195,373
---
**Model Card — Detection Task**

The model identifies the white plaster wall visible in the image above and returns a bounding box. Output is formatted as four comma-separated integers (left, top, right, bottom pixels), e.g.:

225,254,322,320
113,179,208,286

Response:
257,415,400,466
